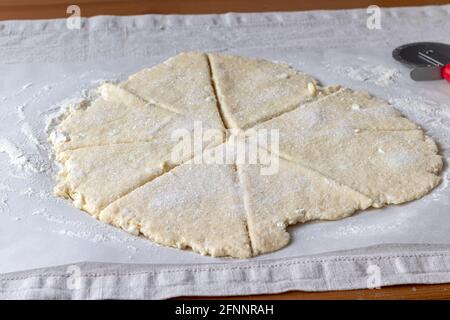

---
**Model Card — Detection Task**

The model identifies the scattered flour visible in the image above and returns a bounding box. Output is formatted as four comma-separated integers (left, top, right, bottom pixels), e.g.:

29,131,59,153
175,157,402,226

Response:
44,87,100,137
90,78,112,86
54,228,138,248
333,221,401,238
0,181,13,192
0,181,12,211
41,85,52,92
17,104,26,120
14,82,33,96
334,64,400,87
31,208,137,247
20,122,41,148
0,194,8,210
32,208,82,226
20,187,51,200
0,77,145,263
0,138,39,174
389,96,450,151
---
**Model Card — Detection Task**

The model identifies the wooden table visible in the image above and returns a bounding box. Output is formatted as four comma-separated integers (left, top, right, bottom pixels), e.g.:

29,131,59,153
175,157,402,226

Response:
178,283,450,300
1,0,450,20
2,0,450,299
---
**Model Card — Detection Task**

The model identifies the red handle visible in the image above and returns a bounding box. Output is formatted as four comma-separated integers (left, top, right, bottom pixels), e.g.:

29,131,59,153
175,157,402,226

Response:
442,64,450,83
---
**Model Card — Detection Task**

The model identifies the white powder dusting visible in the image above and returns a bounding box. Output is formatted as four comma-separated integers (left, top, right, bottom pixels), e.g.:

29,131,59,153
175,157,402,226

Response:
334,64,400,87
44,86,100,138
14,82,33,96
333,221,402,238
54,228,138,247
0,181,13,192
0,75,150,265
31,208,137,249
90,78,111,86
0,182,11,211
385,150,420,169
56,229,92,240
20,187,51,200
17,104,26,120
0,194,8,210
389,96,450,152
0,138,39,174
20,122,41,148
32,209,86,227
439,172,450,192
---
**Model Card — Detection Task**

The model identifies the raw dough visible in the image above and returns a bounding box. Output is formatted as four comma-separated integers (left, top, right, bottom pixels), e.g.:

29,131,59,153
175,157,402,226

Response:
100,143,252,258
50,52,443,258
238,143,373,255
208,53,318,129
250,89,442,207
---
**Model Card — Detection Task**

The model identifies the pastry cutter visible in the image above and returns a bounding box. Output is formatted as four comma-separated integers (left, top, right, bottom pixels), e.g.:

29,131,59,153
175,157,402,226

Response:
392,42,450,82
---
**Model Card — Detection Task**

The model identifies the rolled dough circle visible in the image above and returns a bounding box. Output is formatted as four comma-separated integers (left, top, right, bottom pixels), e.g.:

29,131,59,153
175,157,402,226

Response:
50,53,442,258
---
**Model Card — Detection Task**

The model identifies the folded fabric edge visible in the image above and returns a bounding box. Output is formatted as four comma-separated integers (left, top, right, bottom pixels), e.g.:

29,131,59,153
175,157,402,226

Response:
1,243,450,299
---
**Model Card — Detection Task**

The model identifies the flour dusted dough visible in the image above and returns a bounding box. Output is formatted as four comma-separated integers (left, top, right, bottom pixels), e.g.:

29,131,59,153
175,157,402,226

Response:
100,143,252,258
260,88,420,132
238,144,373,255
50,52,443,258
55,141,178,214
251,88,442,207
120,52,223,125
208,53,318,129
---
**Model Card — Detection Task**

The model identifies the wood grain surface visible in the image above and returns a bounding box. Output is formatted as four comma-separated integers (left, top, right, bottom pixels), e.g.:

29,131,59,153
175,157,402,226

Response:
1,0,450,20
2,0,450,299
177,283,450,300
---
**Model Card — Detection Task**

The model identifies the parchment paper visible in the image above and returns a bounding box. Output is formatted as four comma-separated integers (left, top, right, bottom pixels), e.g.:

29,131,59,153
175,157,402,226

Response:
0,5,450,298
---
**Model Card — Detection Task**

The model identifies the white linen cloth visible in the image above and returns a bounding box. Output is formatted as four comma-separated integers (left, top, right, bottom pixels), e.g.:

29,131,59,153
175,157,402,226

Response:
0,5,450,299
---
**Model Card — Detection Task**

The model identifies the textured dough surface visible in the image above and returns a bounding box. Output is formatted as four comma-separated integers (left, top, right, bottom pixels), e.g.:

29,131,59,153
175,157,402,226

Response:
120,52,224,127
100,143,252,258
55,141,180,215
50,52,443,258
238,143,373,255
207,53,318,129
250,89,442,207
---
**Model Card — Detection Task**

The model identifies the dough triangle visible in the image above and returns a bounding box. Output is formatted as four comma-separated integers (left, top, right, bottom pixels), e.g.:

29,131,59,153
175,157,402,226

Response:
51,87,225,153
51,97,176,152
237,142,372,255
54,117,224,215
254,126,442,207
99,143,252,258
207,53,318,129
251,87,419,133
55,141,180,215
249,88,442,207
120,52,224,127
